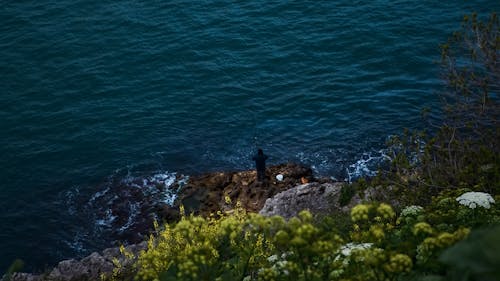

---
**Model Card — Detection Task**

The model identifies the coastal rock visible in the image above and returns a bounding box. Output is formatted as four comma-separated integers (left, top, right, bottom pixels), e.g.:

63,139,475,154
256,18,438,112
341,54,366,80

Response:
8,273,42,281
258,180,402,219
9,242,147,281
172,163,313,217
48,259,91,281
8,164,312,280
259,182,347,219
354,185,401,209
64,163,312,248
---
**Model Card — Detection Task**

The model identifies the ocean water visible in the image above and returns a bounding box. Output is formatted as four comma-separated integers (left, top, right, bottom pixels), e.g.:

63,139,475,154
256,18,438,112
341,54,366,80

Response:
1,0,498,272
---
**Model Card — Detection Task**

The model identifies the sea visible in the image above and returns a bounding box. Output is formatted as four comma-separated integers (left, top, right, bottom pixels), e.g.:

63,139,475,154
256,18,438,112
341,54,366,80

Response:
1,0,498,272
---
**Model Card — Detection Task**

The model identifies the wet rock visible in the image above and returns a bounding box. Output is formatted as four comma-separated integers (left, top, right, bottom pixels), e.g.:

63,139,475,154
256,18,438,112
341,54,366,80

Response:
169,163,313,217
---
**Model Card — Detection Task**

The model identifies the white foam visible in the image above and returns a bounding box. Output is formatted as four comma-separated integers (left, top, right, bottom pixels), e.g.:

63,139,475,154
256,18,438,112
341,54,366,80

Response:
295,150,334,175
154,172,176,187
346,149,392,183
89,187,110,204
177,176,189,187
148,172,180,206
118,202,140,233
159,174,189,206
163,190,177,206
95,209,117,227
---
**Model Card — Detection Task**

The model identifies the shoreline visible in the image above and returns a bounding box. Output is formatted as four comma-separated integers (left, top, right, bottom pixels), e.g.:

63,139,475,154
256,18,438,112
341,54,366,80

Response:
7,163,333,280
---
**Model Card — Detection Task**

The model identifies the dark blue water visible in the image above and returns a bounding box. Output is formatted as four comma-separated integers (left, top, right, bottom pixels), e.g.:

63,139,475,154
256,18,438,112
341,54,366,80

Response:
1,0,498,272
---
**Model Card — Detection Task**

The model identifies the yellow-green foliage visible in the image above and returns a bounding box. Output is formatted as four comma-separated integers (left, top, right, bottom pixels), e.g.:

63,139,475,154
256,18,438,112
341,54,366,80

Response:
132,204,342,281
110,190,498,281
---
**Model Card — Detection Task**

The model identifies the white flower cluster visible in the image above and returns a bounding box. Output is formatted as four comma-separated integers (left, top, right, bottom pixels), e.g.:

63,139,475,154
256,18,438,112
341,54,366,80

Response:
267,254,278,263
335,243,373,266
265,253,290,276
456,192,495,209
401,205,424,217
339,242,373,257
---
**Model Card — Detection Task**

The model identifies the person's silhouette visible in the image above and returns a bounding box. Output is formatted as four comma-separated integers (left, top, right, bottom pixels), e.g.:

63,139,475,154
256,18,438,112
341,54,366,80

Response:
252,148,268,182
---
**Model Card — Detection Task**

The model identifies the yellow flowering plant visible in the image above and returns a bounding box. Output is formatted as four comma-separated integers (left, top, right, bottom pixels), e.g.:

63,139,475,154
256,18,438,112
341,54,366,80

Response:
102,193,499,281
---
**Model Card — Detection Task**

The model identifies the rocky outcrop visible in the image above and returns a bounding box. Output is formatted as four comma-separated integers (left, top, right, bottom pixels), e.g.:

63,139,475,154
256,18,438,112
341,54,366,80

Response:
7,163,401,281
259,181,401,219
259,182,349,219
93,163,313,241
7,163,312,281
167,163,313,218
8,242,146,281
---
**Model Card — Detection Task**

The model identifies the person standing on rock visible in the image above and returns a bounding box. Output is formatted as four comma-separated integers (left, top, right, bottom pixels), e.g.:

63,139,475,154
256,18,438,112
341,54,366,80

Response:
252,148,268,182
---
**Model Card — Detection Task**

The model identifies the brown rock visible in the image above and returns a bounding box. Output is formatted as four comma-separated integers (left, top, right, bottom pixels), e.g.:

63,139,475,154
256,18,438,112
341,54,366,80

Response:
161,163,313,218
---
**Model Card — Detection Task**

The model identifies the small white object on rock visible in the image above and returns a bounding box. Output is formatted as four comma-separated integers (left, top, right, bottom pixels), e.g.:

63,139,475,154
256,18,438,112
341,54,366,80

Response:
276,174,284,181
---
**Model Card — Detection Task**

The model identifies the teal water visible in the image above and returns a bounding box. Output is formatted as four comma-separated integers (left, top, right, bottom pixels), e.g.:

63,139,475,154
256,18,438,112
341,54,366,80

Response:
1,0,498,271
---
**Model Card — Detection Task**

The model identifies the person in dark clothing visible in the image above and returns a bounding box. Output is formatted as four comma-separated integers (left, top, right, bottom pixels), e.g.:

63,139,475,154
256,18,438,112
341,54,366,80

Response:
252,148,268,182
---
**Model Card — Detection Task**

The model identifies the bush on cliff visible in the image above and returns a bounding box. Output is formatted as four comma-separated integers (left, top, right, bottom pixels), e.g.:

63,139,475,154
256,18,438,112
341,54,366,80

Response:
108,190,498,281
356,13,500,207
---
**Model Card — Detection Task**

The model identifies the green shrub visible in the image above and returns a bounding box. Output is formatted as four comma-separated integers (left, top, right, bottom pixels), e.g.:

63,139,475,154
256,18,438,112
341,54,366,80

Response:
1,259,24,281
338,183,356,207
439,225,500,281
107,188,497,281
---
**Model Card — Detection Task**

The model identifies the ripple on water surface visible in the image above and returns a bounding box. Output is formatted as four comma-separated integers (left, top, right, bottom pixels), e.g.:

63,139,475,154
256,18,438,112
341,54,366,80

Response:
0,0,498,271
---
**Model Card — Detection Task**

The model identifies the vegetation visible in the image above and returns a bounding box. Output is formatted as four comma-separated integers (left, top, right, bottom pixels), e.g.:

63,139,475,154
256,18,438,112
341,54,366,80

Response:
363,12,499,207
1,260,24,281
108,191,499,281
338,182,357,207
102,13,500,281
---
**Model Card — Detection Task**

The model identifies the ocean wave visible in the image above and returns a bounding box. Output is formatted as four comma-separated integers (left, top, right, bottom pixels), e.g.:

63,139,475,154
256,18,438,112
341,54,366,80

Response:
60,168,188,257
345,150,392,183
